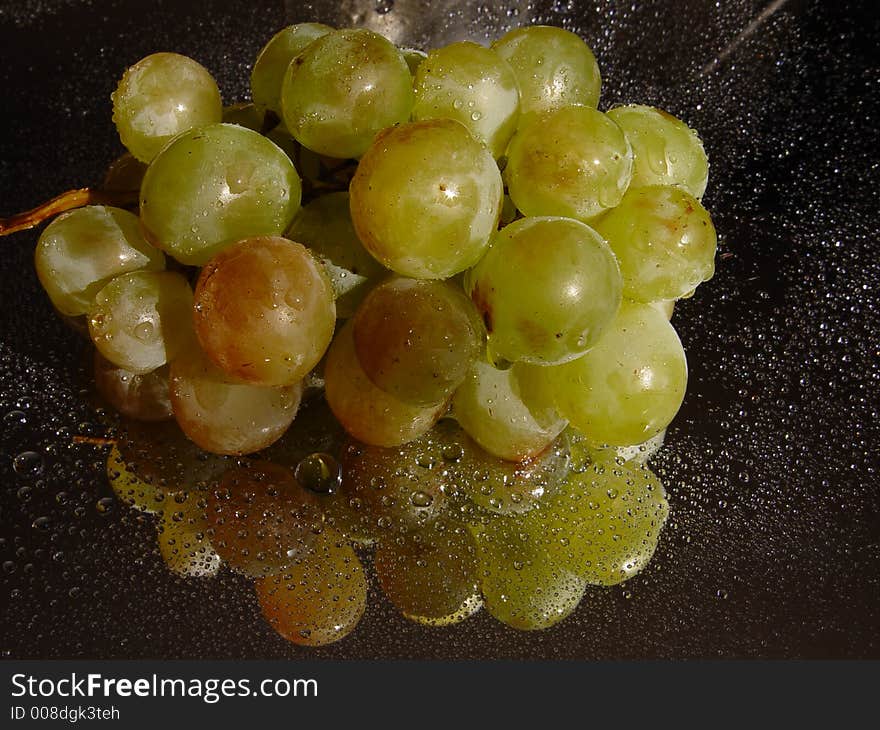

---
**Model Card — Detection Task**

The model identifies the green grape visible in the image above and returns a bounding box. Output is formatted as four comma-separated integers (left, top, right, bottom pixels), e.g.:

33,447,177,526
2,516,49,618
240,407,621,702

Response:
541,457,669,586
607,104,709,199
112,52,222,163
592,185,717,302
256,529,366,646
350,119,503,279
106,444,165,514
324,321,447,447
651,299,675,320
281,28,413,158
337,438,449,535
286,192,386,318
93,350,172,422
353,277,484,406
193,236,336,387
34,206,165,317
251,23,333,116
139,123,302,266
504,105,632,222
547,302,688,446
412,41,520,159
491,25,601,123
448,424,570,516
88,271,193,374
452,359,567,461
375,522,480,625
221,102,265,131
465,216,622,365
206,461,322,577
157,489,221,578
401,47,427,75
169,343,302,455
470,512,587,631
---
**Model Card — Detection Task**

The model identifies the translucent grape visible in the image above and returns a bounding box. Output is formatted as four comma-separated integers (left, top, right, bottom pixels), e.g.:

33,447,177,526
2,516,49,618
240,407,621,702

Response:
106,444,165,514
375,523,480,625
607,104,709,199
88,271,193,374
139,123,302,266
401,47,427,75
541,457,670,586
281,28,413,158
592,185,717,302
452,359,567,461
465,216,622,365
491,25,601,123
193,236,335,387
169,344,302,455
412,41,520,158
221,102,265,131
324,321,447,447
102,153,147,192
206,461,322,577
353,277,484,406
255,530,367,646
547,302,688,446
505,105,633,222
251,23,333,116
112,52,222,163
471,513,587,631
286,192,386,318
349,119,503,279
93,350,172,422
157,490,221,578
34,206,165,317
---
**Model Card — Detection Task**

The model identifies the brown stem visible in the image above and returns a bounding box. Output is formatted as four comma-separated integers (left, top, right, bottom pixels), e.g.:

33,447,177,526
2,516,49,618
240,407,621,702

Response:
72,435,117,446
0,188,138,236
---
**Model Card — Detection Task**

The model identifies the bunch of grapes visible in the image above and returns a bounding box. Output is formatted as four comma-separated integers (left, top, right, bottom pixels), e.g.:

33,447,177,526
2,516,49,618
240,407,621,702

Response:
17,22,716,646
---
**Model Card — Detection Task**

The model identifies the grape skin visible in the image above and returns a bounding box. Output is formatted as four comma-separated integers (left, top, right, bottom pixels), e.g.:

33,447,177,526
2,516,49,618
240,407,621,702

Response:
547,302,688,446
112,52,222,163
505,105,633,222
353,277,484,406
139,123,302,266
193,236,336,387
465,216,622,365
324,320,448,447
349,119,503,280
88,270,193,375
35,206,165,317
93,350,173,422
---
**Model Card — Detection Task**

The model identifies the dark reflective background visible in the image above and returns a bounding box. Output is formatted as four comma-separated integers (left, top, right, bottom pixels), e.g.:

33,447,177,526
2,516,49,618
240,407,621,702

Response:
1,0,878,658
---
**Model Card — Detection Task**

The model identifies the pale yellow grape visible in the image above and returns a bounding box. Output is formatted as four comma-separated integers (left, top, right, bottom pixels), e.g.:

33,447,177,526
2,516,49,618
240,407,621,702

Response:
412,41,520,159
157,491,221,578
401,47,427,75
350,119,502,279
505,105,633,222
88,271,193,375
548,302,688,446
607,104,709,199
651,299,675,320
112,52,222,163
324,321,447,447
35,206,164,317
286,192,386,318
541,458,670,586
281,28,413,158
139,123,301,266
592,185,717,303
492,25,601,123
193,237,336,387
251,23,333,116
452,359,567,462
221,102,265,131
465,217,622,365
169,344,302,455
93,351,173,422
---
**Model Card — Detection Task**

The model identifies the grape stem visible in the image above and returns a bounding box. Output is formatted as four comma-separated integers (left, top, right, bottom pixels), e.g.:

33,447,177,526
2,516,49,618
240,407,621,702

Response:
0,188,138,236
72,435,116,446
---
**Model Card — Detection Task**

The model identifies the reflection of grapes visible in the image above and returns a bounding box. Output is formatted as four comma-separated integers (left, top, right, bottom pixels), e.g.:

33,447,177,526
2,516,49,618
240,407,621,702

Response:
16,15,721,648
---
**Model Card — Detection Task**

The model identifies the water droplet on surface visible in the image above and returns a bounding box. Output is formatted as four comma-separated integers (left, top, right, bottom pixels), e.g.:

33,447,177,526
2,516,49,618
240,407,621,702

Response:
295,453,342,494
13,451,43,477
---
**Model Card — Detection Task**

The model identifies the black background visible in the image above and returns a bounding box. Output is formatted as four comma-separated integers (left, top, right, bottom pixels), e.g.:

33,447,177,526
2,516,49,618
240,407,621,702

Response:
0,0,878,659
